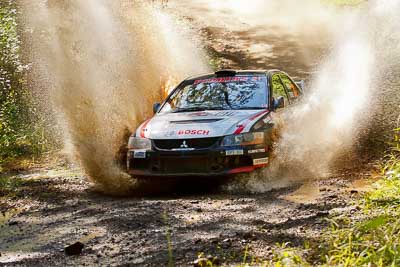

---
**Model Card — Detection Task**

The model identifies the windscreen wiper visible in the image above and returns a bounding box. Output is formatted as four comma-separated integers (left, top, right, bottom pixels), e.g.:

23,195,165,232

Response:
172,106,229,113
233,106,267,110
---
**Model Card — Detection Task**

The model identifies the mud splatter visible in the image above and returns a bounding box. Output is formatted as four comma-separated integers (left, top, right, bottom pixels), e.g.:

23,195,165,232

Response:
224,0,400,193
273,0,400,175
22,0,209,194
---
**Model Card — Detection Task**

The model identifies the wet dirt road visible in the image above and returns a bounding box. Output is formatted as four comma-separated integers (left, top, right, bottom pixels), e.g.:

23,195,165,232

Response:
0,163,372,266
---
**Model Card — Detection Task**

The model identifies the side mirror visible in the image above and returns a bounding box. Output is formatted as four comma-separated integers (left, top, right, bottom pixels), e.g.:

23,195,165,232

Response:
273,96,285,110
295,80,305,92
153,102,161,114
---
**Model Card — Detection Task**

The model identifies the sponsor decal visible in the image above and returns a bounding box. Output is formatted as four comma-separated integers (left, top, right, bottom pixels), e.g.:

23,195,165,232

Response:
253,157,269,165
226,149,244,156
194,76,249,85
248,148,266,154
133,149,146,159
177,129,210,135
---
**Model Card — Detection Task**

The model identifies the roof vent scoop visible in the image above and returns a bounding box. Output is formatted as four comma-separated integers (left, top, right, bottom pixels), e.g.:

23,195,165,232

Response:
215,69,237,77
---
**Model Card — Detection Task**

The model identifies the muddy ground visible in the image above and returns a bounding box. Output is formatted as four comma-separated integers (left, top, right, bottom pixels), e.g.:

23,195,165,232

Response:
0,1,378,266
0,159,374,266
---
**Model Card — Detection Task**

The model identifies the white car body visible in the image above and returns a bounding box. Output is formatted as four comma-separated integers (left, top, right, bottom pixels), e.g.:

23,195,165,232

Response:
136,109,271,140
127,70,303,177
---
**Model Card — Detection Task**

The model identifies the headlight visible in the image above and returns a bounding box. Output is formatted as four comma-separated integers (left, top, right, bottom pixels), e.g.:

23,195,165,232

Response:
221,132,264,147
128,136,152,150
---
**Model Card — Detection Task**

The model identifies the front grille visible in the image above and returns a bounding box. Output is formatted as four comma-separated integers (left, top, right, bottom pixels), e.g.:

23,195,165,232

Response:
153,137,220,150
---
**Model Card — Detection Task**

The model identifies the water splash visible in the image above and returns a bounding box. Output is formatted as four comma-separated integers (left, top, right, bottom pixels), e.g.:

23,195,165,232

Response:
226,0,400,193
23,0,209,194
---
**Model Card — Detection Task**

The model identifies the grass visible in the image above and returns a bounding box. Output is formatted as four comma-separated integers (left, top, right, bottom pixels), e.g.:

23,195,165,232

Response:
320,175,400,266
192,242,310,267
163,212,175,267
317,129,400,266
0,174,23,197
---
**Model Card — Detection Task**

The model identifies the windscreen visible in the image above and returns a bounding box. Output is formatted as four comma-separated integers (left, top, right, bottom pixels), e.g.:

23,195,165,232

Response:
159,75,268,113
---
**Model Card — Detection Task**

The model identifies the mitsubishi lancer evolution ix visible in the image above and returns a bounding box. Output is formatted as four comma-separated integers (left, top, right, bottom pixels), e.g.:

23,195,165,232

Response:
127,70,303,177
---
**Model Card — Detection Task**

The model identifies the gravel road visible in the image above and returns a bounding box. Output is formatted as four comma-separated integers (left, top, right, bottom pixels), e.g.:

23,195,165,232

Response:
0,161,372,266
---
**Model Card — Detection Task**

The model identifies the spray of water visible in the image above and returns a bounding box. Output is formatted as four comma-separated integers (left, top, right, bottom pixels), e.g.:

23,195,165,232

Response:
225,0,400,193
23,0,209,194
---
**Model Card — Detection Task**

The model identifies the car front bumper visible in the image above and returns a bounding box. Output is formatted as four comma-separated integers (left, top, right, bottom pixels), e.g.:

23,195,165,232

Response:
127,146,269,177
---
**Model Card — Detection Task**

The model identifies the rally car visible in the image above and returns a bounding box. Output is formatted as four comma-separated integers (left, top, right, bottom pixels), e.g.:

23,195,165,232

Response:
127,69,303,177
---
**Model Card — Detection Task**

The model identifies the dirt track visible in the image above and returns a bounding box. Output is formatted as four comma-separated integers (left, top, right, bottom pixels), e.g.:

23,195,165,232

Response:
0,1,376,266
0,160,373,266
165,0,333,79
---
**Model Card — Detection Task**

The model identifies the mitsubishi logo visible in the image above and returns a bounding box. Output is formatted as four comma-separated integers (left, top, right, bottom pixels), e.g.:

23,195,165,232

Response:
172,140,194,151
180,141,189,148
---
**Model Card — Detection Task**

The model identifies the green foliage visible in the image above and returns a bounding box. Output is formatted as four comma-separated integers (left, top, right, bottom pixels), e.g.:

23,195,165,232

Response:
270,242,309,267
271,74,287,101
0,173,22,196
322,214,400,266
0,0,48,168
319,132,400,267
162,212,175,267
194,252,220,267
